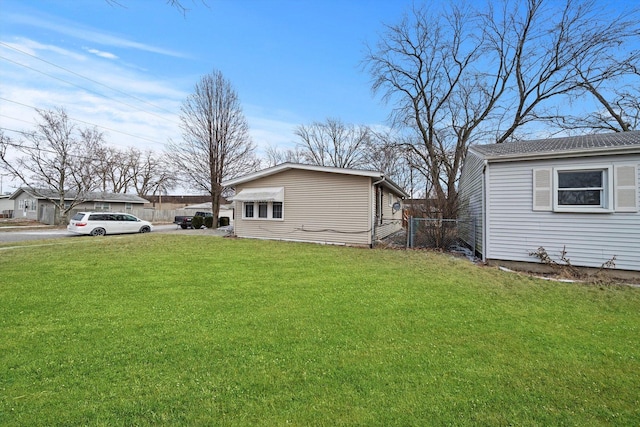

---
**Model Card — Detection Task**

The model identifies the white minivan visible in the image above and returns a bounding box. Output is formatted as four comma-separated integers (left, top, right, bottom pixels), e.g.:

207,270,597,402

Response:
67,212,153,236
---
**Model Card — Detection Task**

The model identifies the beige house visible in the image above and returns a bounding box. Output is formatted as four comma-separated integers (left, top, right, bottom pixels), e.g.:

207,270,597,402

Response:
222,163,408,246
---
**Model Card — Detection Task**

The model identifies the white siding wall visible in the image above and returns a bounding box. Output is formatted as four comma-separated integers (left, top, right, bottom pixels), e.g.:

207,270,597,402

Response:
486,154,640,271
233,169,374,246
458,151,485,255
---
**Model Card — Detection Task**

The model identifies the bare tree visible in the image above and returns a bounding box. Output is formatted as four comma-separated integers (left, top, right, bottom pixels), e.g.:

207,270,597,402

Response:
554,62,640,133
131,149,177,197
263,145,306,168
0,108,102,224
94,146,135,193
362,129,415,192
294,119,370,168
168,69,257,226
364,0,640,219
105,0,207,15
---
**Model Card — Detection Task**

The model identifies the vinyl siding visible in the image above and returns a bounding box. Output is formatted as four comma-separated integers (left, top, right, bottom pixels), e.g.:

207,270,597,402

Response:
233,169,374,245
374,189,404,240
485,154,640,271
458,151,485,255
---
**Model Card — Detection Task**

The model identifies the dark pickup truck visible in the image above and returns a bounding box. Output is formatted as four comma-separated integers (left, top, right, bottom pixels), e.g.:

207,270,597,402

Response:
174,211,213,229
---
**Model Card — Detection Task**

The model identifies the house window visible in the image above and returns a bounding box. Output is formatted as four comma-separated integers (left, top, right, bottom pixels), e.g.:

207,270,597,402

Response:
533,166,622,213
95,202,110,211
557,170,604,206
554,167,612,212
125,203,132,211
244,202,254,218
272,202,283,219
242,201,283,220
388,192,393,207
258,202,268,218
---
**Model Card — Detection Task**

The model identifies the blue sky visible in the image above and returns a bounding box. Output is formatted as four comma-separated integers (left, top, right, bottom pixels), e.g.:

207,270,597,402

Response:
0,0,412,167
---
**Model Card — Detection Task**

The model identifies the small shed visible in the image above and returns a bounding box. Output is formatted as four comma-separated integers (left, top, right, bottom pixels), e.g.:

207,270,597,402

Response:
459,131,640,272
222,163,408,246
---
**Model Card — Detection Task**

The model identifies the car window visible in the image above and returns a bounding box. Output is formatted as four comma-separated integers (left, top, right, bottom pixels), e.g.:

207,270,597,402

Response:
72,213,85,221
89,214,106,221
123,214,138,221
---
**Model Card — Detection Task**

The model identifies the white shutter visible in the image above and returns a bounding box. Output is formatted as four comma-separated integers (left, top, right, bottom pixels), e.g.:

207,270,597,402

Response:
532,168,552,211
614,164,638,212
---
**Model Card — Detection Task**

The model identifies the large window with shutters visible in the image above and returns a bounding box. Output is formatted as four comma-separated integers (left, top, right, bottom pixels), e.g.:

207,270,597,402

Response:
532,164,637,213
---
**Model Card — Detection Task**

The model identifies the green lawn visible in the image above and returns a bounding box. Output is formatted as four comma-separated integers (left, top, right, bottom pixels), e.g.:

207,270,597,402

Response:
1,234,639,426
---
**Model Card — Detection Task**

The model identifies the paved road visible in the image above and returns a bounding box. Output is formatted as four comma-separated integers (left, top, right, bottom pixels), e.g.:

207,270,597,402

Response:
0,224,189,243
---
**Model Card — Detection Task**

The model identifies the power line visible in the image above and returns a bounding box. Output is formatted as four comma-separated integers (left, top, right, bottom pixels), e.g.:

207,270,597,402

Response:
0,41,179,117
0,54,181,127
0,97,171,146
0,127,163,163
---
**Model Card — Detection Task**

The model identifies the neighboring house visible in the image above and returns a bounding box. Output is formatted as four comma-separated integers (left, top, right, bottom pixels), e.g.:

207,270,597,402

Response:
0,194,13,217
459,131,640,273
10,187,149,224
222,163,408,246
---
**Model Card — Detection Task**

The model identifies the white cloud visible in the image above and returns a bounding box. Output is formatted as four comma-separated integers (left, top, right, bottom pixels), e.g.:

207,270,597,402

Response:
85,48,118,60
8,13,188,58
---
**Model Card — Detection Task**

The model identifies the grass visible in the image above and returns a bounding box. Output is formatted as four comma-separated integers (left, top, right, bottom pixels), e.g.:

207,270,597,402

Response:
1,234,639,426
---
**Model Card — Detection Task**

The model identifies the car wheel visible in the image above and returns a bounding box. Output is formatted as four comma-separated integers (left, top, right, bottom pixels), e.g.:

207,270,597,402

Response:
139,226,151,233
90,228,106,236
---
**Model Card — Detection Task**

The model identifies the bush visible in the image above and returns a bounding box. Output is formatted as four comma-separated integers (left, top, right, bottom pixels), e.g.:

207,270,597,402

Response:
191,215,204,229
204,216,214,228
219,217,230,227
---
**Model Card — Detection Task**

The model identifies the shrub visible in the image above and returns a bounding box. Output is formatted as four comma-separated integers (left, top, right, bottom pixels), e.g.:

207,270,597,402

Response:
204,216,214,228
191,215,204,229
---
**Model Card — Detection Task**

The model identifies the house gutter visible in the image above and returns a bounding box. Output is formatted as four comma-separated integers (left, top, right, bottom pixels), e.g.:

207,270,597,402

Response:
482,159,488,263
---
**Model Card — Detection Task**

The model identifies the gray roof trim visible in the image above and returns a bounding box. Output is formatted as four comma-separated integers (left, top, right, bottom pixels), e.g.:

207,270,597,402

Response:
10,187,149,203
469,131,640,162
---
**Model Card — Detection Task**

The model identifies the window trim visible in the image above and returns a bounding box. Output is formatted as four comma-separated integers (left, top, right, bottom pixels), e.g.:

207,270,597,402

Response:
244,202,254,218
552,165,613,213
242,201,284,221
94,202,111,211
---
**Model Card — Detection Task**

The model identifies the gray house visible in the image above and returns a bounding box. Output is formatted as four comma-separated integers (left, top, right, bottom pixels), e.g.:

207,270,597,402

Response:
222,163,408,247
459,131,640,273
10,187,149,224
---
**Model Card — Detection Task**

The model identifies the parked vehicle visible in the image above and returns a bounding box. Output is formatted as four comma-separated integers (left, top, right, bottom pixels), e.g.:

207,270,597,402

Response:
174,211,213,229
68,212,153,236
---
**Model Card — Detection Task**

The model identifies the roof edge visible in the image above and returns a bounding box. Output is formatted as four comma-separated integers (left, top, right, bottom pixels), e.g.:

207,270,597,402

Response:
223,163,383,187
470,144,640,162
222,163,409,198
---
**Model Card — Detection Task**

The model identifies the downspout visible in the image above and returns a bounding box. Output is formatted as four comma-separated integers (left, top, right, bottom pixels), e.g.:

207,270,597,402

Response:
372,176,386,247
482,160,488,263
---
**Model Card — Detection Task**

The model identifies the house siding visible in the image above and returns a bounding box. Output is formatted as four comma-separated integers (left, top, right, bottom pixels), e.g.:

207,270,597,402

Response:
374,188,404,240
458,151,485,255
485,154,640,271
233,169,374,246
13,193,37,220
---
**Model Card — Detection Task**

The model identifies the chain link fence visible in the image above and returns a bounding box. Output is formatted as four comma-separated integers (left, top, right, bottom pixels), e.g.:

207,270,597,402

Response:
407,217,475,252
